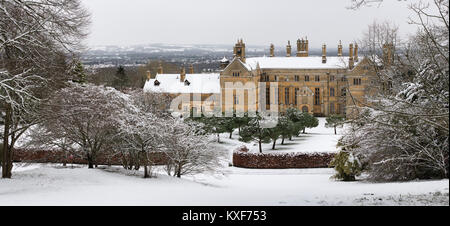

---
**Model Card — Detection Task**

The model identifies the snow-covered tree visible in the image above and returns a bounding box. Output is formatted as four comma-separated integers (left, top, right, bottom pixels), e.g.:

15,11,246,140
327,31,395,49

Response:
239,115,275,153
0,0,90,178
325,115,345,135
341,0,449,181
42,83,133,169
115,92,172,178
163,119,222,178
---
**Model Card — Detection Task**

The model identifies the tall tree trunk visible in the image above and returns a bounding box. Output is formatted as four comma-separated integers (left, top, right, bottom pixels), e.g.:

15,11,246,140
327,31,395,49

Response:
144,165,149,178
334,126,337,135
87,153,94,169
217,134,221,143
272,139,276,150
303,128,306,134
176,165,181,178
229,132,233,139
2,103,13,179
282,137,285,145
259,140,263,153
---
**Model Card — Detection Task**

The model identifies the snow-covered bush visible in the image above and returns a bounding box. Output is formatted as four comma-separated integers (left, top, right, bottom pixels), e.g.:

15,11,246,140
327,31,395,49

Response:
330,150,362,181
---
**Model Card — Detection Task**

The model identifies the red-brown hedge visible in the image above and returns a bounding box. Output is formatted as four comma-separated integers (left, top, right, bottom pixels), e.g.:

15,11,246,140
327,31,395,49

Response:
233,151,335,169
13,149,168,166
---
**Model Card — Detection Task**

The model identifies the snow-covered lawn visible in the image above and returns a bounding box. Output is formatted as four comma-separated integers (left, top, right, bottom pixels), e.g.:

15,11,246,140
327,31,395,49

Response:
217,117,341,155
213,117,341,163
0,164,448,206
1,117,447,206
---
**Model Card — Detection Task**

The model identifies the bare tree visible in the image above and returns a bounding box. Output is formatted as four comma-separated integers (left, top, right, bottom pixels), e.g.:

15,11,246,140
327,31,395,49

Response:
0,0,90,178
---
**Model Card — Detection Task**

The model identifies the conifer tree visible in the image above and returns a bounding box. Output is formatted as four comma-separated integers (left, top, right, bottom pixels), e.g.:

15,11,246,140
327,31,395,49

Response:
72,61,87,84
239,115,273,153
325,115,345,135
113,66,129,90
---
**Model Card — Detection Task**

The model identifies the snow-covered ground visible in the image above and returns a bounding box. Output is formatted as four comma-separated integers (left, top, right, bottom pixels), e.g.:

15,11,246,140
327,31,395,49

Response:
0,164,448,206
1,118,448,206
214,118,341,163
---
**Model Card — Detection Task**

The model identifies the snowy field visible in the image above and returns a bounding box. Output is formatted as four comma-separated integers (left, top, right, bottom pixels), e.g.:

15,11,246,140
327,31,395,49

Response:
0,164,448,206
1,118,448,206
216,118,341,159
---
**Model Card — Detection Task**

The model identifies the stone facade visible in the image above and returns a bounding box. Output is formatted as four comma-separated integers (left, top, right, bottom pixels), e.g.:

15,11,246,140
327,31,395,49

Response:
144,38,377,118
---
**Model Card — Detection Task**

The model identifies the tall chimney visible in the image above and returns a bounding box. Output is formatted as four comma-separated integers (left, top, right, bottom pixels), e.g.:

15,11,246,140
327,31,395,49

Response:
322,44,327,64
146,70,151,80
180,67,186,82
286,41,292,57
189,64,194,74
354,43,359,62
338,40,343,57
305,38,309,57
158,62,163,74
349,44,354,69
270,44,275,57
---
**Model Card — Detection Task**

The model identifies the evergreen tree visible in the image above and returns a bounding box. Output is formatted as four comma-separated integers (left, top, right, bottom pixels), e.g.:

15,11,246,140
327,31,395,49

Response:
325,115,345,135
300,112,319,134
113,65,129,90
286,108,306,137
72,61,87,84
277,116,295,145
239,115,273,153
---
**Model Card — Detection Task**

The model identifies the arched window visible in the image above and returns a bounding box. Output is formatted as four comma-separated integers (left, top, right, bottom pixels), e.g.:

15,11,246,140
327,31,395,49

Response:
330,88,335,97
302,106,309,113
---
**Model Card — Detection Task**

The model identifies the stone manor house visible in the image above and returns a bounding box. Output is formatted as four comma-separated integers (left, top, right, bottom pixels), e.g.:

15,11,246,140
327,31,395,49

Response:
144,38,378,117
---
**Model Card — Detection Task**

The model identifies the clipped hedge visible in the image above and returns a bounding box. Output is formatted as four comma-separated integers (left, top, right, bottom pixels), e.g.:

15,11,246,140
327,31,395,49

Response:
233,151,335,169
13,149,168,166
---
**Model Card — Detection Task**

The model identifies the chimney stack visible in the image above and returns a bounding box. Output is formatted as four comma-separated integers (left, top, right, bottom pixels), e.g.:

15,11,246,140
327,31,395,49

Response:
158,62,163,74
349,44,354,69
180,67,186,82
322,44,327,64
146,70,151,80
270,44,275,57
286,41,292,57
354,43,359,62
338,40,343,57
189,65,194,74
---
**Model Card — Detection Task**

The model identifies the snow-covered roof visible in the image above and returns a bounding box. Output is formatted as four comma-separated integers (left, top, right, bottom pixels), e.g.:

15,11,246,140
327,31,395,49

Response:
220,57,229,63
144,73,221,94
242,56,359,70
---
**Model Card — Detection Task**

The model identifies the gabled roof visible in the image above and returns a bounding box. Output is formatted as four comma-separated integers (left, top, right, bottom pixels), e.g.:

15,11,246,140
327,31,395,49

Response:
144,73,221,94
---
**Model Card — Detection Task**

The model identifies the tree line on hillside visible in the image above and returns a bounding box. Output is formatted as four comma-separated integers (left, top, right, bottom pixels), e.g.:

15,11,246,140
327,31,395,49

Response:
85,61,182,90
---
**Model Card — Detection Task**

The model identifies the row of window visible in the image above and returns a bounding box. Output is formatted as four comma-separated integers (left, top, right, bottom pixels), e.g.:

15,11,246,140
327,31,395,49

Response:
261,87,348,106
259,75,360,83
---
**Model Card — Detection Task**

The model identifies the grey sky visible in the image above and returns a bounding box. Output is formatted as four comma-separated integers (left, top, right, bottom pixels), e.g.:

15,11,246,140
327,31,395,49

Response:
82,0,423,48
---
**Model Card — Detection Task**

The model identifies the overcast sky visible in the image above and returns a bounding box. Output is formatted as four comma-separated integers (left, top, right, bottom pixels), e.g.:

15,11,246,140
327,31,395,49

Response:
82,0,425,48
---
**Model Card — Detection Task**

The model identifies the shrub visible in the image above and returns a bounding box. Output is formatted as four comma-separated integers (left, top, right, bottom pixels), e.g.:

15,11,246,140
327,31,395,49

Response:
330,150,362,181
